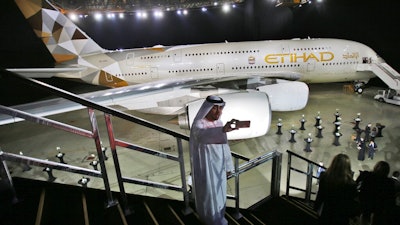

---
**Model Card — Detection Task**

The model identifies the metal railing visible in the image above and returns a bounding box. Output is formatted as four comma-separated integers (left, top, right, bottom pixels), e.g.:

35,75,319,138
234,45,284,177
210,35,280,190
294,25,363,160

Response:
285,149,326,205
0,69,282,217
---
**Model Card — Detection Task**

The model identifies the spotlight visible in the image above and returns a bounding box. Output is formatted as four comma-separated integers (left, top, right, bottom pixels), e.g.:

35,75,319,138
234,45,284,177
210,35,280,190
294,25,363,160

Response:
69,13,78,21
94,12,103,21
222,4,231,12
136,11,148,19
153,10,164,18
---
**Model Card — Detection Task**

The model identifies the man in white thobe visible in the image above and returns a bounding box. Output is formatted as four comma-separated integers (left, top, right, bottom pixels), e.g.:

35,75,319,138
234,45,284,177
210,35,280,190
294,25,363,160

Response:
189,95,235,225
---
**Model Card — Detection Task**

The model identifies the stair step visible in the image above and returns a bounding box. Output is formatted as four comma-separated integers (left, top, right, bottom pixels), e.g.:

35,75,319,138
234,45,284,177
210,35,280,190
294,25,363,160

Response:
2,177,320,225
144,197,184,224
0,179,41,225
167,199,203,225
251,196,318,225
124,197,159,224
235,209,267,225
281,195,319,218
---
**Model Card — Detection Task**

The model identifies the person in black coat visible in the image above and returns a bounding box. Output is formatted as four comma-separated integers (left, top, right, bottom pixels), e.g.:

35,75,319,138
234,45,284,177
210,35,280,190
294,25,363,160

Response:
392,171,400,194
314,153,360,225
356,161,397,225
357,138,366,161
367,140,377,160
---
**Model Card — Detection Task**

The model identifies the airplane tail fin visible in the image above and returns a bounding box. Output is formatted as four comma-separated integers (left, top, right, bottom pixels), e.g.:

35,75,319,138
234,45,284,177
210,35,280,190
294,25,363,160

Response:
14,0,105,64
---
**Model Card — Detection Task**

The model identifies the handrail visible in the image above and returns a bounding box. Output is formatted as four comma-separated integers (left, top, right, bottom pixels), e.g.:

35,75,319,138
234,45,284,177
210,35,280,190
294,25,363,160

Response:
0,151,103,178
2,69,188,140
0,104,117,205
285,150,326,205
238,151,278,172
0,68,280,217
226,150,282,218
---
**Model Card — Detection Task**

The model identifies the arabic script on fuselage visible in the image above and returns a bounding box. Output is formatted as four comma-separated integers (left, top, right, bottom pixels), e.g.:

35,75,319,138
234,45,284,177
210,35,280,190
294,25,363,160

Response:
342,52,359,59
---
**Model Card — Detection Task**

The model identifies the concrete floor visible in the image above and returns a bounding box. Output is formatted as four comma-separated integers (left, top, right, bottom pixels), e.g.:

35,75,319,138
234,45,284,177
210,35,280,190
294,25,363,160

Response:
1,82,399,209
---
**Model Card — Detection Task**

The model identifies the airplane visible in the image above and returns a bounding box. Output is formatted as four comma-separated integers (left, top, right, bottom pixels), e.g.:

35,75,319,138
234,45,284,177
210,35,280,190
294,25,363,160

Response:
2,0,392,140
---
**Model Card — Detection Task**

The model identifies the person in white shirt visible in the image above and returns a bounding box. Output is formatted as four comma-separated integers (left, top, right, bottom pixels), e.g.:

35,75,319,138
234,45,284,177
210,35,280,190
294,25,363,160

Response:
187,172,192,193
189,95,237,225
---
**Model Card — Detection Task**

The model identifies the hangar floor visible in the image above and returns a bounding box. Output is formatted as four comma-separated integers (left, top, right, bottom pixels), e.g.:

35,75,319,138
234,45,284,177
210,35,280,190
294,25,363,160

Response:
1,82,399,209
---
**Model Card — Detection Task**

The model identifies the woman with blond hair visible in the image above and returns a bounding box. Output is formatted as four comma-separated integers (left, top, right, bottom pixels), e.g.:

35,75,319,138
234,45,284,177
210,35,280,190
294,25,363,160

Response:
314,153,360,225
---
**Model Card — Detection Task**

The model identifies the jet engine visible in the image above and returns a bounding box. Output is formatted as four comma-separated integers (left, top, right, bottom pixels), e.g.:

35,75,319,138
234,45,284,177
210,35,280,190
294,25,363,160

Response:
256,79,309,111
178,91,271,140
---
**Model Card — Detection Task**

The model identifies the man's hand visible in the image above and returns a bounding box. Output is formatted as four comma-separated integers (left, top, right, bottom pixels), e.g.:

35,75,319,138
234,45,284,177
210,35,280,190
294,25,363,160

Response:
223,119,239,132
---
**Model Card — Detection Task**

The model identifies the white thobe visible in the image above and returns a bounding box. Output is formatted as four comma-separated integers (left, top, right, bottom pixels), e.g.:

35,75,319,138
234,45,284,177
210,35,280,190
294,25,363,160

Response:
190,118,234,225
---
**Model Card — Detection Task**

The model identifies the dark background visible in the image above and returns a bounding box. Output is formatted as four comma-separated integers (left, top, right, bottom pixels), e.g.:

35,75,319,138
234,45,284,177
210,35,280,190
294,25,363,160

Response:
0,0,399,104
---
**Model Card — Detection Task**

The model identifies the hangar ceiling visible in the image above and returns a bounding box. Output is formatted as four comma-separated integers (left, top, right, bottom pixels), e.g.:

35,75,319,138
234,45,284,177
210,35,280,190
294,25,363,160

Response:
50,0,246,13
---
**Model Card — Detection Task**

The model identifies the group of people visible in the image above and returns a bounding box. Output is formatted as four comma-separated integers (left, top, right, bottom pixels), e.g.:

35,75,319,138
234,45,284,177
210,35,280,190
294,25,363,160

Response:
314,153,400,225
356,138,378,161
355,123,379,161
326,112,383,160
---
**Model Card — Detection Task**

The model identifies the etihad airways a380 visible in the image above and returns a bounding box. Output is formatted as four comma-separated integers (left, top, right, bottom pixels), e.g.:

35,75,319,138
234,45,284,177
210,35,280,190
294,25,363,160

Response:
4,0,398,139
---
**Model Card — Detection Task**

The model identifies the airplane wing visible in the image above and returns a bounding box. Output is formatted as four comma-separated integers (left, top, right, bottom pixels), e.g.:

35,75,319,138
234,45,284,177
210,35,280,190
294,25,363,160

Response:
1,71,307,116
0,69,308,140
3,68,309,113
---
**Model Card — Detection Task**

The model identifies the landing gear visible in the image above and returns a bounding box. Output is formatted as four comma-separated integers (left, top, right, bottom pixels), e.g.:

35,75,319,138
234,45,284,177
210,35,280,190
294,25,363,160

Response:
354,82,365,94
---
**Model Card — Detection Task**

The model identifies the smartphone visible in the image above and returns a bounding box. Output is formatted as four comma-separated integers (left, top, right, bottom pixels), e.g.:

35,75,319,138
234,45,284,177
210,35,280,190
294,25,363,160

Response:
231,120,251,129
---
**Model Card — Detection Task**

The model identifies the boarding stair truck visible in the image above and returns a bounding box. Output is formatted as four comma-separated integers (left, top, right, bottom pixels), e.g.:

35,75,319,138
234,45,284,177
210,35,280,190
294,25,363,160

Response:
374,89,400,106
356,55,400,94
359,56,400,106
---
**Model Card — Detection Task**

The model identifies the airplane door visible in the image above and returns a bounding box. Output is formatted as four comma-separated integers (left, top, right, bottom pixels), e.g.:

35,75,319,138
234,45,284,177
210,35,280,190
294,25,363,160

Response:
307,62,315,72
216,63,225,75
101,70,114,82
126,52,135,66
150,67,158,79
173,50,182,63
281,44,290,54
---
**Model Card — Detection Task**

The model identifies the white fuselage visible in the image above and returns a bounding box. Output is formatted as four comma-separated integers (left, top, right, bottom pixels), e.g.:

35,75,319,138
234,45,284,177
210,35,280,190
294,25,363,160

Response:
85,38,377,87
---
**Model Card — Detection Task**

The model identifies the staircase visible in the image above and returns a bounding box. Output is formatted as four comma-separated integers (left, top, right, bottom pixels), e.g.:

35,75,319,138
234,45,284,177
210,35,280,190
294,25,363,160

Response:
357,60,400,92
0,70,319,225
371,63,400,91
0,177,318,225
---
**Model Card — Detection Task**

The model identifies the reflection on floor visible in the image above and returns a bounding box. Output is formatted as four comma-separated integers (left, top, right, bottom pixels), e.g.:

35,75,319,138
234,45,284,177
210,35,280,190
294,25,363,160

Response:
1,83,399,209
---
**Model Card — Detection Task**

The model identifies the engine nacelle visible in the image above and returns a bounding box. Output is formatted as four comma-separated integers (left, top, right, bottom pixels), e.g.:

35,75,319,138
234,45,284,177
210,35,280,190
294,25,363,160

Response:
178,91,271,140
256,79,309,111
